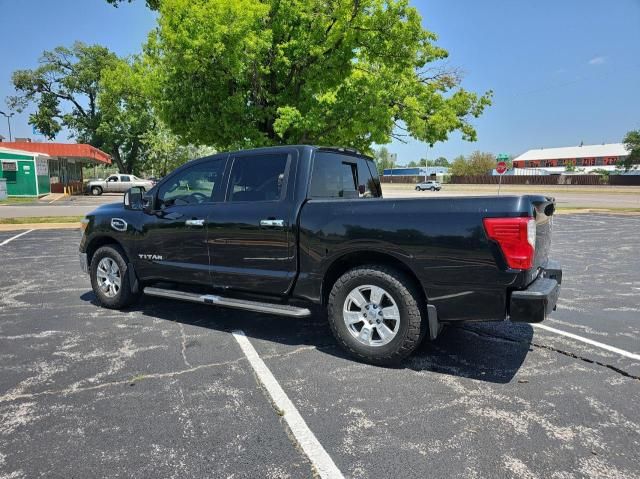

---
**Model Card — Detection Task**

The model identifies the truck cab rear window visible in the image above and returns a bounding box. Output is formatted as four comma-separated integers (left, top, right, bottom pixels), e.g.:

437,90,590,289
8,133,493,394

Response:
309,152,381,199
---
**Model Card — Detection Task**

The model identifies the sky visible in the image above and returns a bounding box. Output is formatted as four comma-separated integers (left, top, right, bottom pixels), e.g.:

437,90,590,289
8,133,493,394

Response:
0,0,639,165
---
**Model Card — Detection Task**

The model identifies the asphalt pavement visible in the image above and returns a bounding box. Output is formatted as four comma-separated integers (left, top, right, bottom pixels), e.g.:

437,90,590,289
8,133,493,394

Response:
0,215,639,478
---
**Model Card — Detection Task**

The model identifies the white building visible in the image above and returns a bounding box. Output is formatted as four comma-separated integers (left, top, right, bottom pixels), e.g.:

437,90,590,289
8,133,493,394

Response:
512,143,630,174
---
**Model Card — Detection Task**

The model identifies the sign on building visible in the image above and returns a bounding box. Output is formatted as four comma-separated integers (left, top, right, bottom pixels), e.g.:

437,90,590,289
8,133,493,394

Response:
36,158,49,175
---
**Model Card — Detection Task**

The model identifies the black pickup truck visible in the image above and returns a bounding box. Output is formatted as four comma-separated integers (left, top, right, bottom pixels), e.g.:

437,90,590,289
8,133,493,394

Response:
79,145,562,364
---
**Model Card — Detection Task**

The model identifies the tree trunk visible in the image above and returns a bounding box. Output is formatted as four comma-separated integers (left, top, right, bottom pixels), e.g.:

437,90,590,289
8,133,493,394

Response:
111,147,126,173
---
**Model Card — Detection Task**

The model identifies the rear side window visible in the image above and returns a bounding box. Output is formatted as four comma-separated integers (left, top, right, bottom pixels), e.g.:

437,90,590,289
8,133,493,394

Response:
228,153,289,202
120,175,131,182
309,152,382,199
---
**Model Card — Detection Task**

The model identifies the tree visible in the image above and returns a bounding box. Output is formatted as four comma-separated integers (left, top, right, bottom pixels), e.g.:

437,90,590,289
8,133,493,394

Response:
146,0,492,153
407,161,418,167
374,146,395,174
418,158,428,167
8,43,154,173
449,155,468,176
141,122,216,176
433,156,449,167
9,42,119,148
467,151,495,175
448,152,494,176
619,129,640,171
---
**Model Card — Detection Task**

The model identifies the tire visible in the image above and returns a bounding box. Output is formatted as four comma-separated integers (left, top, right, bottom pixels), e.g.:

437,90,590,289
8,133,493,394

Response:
91,186,103,196
90,245,139,309
327,265,426,365
415,186,420,191
430,187,435,191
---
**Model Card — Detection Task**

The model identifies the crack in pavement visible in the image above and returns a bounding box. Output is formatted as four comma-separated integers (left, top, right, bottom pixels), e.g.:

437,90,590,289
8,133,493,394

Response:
0,339,326,405
0,356,248,404
178,322,192,368
456,326,640,381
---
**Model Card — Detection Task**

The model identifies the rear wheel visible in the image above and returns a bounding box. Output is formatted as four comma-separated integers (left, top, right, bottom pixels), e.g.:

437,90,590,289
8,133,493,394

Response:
327,265,426,365
91,186,102,196
90,245,139,309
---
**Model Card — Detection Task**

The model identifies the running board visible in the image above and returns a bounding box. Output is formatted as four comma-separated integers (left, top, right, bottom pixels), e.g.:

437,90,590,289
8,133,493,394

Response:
143,286,312,318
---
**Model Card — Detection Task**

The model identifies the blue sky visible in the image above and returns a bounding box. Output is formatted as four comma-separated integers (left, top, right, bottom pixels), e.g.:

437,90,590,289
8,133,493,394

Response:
0,0,638,164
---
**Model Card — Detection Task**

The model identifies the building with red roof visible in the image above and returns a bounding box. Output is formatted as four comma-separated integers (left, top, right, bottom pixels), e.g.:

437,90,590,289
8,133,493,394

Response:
0,141,111,195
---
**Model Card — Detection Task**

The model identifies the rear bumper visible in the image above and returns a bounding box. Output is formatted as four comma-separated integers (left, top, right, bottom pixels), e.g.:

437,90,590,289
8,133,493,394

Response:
509,260,562,323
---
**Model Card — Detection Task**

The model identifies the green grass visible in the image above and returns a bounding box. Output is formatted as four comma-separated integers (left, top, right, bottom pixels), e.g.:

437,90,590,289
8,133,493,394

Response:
0,197,37,205
0,216,83,224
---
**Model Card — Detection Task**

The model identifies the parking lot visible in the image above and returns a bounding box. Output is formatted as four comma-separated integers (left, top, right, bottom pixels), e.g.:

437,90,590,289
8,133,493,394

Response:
1,214,639,478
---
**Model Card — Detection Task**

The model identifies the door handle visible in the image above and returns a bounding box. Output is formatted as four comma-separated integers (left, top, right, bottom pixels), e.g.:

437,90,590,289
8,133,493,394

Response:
185,218,205,226
260,219,285,227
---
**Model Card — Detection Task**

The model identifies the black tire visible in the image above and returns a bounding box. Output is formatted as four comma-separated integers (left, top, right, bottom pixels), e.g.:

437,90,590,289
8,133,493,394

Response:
430,187,435,191
91,186,103,196
327,265,426,365
415,186,420,191
90,244,139,309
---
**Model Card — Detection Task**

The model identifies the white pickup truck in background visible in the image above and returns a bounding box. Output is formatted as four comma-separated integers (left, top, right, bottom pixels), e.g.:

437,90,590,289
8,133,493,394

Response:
86,174,154,196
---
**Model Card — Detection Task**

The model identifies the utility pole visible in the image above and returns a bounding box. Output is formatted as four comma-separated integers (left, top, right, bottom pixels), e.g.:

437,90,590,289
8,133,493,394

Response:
0,111,15,142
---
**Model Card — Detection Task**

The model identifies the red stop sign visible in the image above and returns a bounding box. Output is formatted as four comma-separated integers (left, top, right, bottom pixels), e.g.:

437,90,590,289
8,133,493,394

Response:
496,161,508,174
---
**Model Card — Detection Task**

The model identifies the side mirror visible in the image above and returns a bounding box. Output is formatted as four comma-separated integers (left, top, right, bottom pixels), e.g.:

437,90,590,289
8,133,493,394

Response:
124,186,144,211
142,191,155,213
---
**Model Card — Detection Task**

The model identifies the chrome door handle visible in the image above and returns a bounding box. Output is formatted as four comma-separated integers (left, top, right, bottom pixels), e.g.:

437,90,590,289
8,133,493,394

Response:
260,219,285,227
185,219,205,226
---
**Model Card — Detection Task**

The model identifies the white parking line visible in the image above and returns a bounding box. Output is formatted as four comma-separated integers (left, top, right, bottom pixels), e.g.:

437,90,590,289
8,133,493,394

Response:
0,229,34,246
533,323,640,361
232,330,344,479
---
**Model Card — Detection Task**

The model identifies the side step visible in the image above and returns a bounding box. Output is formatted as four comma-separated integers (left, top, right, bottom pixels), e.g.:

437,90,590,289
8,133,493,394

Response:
143,287,312,318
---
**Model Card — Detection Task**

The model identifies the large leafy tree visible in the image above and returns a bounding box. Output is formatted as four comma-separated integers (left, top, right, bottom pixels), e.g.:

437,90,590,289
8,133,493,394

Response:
146,0,492,153
97,58,157,173
9,43,119,147
8,43,151,172
141,122,217,177
8,43,192,174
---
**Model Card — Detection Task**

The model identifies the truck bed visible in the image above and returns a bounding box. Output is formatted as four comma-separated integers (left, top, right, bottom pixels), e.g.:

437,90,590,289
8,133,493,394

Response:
295,195,554,322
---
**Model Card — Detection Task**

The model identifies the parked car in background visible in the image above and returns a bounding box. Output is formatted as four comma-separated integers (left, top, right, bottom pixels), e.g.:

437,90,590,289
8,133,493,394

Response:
87,174,154,196
415,180,441,191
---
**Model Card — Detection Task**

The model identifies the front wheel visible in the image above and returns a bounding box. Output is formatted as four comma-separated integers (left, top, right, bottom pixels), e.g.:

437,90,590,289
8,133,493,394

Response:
90,245,139,309
327,265,426,365
430,187,436,191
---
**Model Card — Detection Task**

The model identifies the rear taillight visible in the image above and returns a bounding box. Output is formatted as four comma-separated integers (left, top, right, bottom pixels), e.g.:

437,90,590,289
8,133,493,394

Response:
483,217,536,270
